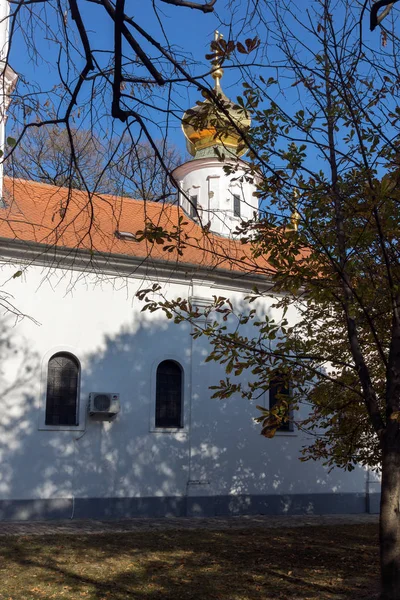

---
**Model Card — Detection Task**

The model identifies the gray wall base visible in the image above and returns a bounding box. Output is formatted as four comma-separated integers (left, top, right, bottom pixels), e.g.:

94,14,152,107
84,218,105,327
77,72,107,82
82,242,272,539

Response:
187,493,368,517
74,497,187,520
0,492,379,521
367,493,381,514
0,499,73,521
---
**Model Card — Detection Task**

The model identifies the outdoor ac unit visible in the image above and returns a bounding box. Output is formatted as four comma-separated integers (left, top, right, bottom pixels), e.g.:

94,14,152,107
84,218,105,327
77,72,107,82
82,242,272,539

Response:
88,393,120,418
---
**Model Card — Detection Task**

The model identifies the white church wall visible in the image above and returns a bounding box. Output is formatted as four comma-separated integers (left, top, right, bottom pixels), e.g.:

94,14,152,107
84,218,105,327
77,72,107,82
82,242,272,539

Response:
0,262,192,514
0,260,369,518
185,284,369,515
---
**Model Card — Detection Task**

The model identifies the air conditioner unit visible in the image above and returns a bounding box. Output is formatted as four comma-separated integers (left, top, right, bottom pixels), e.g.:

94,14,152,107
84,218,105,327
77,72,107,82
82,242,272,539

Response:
88,393,120,418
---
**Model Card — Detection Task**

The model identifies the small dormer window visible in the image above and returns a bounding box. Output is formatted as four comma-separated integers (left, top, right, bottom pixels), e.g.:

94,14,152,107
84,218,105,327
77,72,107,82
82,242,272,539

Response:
190,195,198,218
115,230,137,241
233,194,241,217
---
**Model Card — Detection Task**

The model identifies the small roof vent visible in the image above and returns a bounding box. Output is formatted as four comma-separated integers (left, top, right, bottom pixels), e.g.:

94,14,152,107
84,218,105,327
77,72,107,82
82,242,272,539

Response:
115,230,137,241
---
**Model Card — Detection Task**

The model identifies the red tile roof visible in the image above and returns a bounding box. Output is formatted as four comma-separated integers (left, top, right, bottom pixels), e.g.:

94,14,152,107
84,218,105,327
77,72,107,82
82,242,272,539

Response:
0,177,275,276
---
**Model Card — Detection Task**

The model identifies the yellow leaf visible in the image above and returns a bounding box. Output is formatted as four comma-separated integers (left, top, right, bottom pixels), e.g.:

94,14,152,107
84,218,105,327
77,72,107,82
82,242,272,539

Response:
262,426,277,438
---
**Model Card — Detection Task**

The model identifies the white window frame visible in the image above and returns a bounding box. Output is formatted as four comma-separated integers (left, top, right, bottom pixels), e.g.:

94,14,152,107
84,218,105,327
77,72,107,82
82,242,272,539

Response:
38,346,86,431
149,355,189,434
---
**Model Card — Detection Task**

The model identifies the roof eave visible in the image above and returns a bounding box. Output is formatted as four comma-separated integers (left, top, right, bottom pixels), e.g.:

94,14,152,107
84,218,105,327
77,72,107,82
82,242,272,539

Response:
0,237,276,293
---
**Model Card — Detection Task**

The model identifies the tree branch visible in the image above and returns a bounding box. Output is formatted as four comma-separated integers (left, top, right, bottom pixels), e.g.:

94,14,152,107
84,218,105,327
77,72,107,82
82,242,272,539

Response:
160,0,216,12
94,0,165,85
112,0,124,121
370,0,400,31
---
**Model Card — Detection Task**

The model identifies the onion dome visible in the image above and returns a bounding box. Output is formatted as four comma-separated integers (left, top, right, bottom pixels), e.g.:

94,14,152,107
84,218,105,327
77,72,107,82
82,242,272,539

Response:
182,31,251,159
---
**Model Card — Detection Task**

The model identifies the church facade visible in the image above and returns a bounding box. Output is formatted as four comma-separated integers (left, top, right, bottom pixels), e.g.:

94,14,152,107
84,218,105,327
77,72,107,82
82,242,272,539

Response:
0,13,379,519
0,178,378,520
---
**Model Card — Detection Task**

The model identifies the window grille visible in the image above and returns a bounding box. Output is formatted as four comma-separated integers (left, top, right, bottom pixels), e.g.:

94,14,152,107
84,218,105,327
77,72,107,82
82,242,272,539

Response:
233,194,241,217
45,353,79,426
190,195,198,218
155,360,183,428
269,371,292,431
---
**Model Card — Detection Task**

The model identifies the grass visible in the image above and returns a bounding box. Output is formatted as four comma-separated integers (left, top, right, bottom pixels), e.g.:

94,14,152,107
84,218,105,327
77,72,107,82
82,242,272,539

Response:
0,524,379,600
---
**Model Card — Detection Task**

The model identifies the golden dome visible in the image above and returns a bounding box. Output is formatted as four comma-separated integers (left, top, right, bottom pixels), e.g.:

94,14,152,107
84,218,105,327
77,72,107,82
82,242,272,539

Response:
182,32,251,158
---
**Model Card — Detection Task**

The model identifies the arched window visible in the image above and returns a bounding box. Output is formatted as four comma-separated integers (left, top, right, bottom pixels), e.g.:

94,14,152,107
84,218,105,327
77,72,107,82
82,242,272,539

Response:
269,371,292,432
45,353,80,426
155,360,183,428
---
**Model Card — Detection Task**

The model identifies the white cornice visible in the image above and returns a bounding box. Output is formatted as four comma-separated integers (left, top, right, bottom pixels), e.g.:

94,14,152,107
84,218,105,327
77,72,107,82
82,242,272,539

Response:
0,237,275,294
172,156,249,179
172,157,262,186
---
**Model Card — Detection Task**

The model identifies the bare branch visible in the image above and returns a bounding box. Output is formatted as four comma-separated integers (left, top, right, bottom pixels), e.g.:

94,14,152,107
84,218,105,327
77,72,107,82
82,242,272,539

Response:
370,0,400,30
160,0,216,12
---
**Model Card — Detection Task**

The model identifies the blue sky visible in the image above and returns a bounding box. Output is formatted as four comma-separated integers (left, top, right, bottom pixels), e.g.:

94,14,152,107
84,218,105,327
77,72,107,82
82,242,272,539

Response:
7,0,393,179
8,0,254,156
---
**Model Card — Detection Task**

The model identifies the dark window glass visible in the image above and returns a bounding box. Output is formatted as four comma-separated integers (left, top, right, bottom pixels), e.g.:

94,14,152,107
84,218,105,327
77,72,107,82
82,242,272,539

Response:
190,195,198,218
233,194,241,217
269,372,291,431
45,353,79,426
156,360,183,428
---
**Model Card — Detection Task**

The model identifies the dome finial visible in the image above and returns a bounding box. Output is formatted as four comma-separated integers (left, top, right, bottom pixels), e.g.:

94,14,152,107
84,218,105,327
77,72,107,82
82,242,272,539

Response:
211,30,224,93
181,31,251,158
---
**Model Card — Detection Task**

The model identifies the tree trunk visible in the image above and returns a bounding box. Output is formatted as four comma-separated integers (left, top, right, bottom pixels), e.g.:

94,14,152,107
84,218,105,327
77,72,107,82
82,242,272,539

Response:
380,440,400,599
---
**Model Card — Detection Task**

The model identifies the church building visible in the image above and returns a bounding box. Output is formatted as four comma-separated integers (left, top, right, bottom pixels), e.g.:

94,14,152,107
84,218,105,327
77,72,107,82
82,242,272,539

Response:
0,12,378,519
